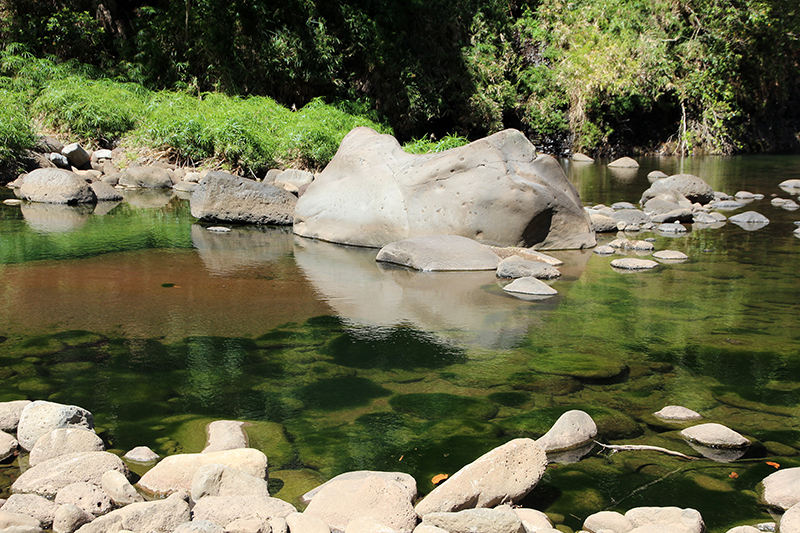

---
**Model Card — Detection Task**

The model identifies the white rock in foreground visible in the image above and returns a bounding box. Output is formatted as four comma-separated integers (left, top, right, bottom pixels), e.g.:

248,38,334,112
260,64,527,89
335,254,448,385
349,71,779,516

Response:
625,506,704,533
29,428,104,466
414,438,547,516
74,491,191,533
0,510,43,533
12,451,128,498
16,400,94,451
762,467,800,510
502,277,557,297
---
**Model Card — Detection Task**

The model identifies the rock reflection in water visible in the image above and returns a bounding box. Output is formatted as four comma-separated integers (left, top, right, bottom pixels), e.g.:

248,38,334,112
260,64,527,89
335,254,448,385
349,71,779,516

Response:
191,224,293,276
293,237,588,348
21,202,95,233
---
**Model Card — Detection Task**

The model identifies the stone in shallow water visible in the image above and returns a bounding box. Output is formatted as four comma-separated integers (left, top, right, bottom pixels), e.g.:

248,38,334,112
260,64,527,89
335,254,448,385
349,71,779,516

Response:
658,222,687,233
654,406,701,421
594,244,615,255
206,226,231,233
761,467,800,510
535,410,597,452
502,277,557,297
625,506,704,533
680,423,749,448
496,256,561,279
376,235,501,271
729,211,769,228
124,446,159,462
653,250,689,262
608,157,639,168
610,258,659,270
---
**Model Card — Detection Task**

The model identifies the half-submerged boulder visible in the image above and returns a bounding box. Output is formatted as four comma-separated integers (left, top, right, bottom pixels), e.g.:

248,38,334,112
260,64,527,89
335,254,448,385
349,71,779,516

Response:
191,171,297,225
294,128,595,250
376,235,501,271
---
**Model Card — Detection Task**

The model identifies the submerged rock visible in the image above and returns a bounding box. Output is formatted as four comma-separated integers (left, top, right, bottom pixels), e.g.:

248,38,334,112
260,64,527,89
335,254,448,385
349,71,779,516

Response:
294,128,595,250
729,211,769,228
610,258,659,270
653,250,689,262
654,406,701,421
376,235,501,271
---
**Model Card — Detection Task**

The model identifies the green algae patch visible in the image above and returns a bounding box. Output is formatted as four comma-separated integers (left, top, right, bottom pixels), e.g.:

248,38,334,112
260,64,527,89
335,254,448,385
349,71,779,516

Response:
528,353,628,382
268,468,326,509
389,393,499,420
510,372,583,395
487,391,530,407
244,421,294,469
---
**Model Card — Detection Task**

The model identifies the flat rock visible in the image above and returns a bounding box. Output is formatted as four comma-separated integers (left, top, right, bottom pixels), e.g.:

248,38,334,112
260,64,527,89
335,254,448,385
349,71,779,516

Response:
294,128,595,250
304,475,417,533
191,463,270,501
652,250,688,261
496,256,561,279
55,481,113,517
658,222,687,233
594,244,615,255
19,169,96,205
191,171,297,225
414,438,546,515
89,180,123,201
29,428,105,467
0,510,43,533
608,157,639,168
2,493,58,528
723,527,762,533
488,247,563,265
0,400,31,432
376,235,501,271
302,471,417,505
729,211,769,228
609,238,654,252
421,507,524,533
611,258,659,270
203,420,248,453
535,410,597,452
124,445,159,462
584,510,633,533
502,277,557,297
0,430,17,461
625,507,704,533
653,406,701,421
12,451,128,498
591,213,619,232
680,423,749,448
16,401,94,452
118,166,174,189
101,470,144,506
191,495,296,528
75,491,191,533
762,467,800,510
137,448,268,496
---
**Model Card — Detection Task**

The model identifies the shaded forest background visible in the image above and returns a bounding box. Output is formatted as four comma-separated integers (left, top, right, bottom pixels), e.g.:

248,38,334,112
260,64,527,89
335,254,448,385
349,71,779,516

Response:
2,0,800,157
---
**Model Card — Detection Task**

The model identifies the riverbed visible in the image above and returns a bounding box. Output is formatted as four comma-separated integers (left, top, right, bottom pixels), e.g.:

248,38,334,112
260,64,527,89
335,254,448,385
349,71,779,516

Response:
1,155,799,532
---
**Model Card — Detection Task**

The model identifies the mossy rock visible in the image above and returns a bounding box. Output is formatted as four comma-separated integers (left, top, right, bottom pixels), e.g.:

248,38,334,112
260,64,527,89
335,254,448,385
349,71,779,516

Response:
421,418,503,440
245,421,295,469
487,391,530,407
268,468,326,510
498,405,641,441
528,353,628,382
764,441,799,456
510,372,583,395
389,393,499,420
690,473,735,493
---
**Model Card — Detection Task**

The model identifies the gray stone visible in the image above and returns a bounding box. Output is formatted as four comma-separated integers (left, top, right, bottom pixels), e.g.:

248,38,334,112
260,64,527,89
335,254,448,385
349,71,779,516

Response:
652,250,688,261
191,495,296,528
174,181,199,192
191,172,297,225
74,491,191,533
174,520,225,533
191,463,270,502
0,431,17,461
502,277,557,297
779,179,800,189
762,467,800,510
421,507,524,533
0,510,43,533
729,211,769,229
53,503,93,533
647,170,668,180
591,213,619,233
611,201,638,210
657,222,687,233
625,507,703,533
681,423,749,448
496,256,561,279
584,511,633,533
692,212,720,224
594,244,615,255
19,169,96,205
118,166,174,189
571,153,594,162
34,136,64,154
123,445,159,462
55,482,113,517
16,401,94,452
2,494,58,528
101,470,144,506
137,448,268,497
202,420,248,453
12,451,128,498
88,181,123,201
610,258,659,270
488,247,563,266
29,428,105,467
608,239,654,252
611,209,651,226
608,157,639,168
641,174,715,205
294,128,595,250
61,143,91,168
653,406,701,421
414,438,546,515
535,410,597,452
376,235,501,271
302,471,417,506
48,153,70,168
304,475,416,533
93,149,113,160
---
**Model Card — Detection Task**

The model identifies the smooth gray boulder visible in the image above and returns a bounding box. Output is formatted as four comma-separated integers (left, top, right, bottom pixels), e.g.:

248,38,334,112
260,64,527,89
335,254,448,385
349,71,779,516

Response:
12,451,128,498
202,420,248,453
535,410,597,452
0,430,17,461
421,507,524,533
762,467,800,510
118,166,173,189
137,448,268,496
19,169,96,205
376,235,501,271
304,474,417,533
625,507,704,533
657,222,687,233
29,428,105,467
414,438,546,516
608,157,639,168
611,209,651,226
55,482,113,517
641,174,715,205
729,211,769,229
191,495,296,529
0,510,43,533
302,471,417,505
53,503,92,533
190,463,270,501
101,470,144,506
0,400,31,432
74,491,191,533
16,401,94,452
2,494,58,528
680,423,749,448
590,213,618,232
191,171,297,225
61,143,91,168
294,128,595,250
496,256,561,279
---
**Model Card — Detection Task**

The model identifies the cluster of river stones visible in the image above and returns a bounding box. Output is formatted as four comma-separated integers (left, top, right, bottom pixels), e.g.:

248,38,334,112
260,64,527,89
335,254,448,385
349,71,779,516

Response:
2,399,800,533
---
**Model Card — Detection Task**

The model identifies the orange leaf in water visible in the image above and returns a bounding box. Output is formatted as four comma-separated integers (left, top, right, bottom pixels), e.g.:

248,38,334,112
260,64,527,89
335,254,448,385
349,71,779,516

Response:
431,473,449,485
729,472,739,479
767,462,781,468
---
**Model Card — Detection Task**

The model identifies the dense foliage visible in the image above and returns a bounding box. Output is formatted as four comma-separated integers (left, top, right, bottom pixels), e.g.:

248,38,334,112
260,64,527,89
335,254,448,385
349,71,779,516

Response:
1,0,799,159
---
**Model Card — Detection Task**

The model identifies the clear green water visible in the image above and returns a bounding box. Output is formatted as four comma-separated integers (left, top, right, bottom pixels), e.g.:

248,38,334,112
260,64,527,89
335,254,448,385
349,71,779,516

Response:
1,157,799,531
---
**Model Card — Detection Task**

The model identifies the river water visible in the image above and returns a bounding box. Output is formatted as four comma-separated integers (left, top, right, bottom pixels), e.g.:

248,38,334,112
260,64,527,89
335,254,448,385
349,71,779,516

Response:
1,156,799,532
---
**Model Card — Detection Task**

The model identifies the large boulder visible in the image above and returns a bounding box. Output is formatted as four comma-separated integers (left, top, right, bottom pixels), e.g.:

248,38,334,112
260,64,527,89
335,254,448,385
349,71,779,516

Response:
414,438,547,516
640,174,715,205
19,169,96,205
375,235,501,271
294,128,595,250
420,507,524,533
11,451,128,498
16,401,95,452
191,172,297,225
191,495,296,528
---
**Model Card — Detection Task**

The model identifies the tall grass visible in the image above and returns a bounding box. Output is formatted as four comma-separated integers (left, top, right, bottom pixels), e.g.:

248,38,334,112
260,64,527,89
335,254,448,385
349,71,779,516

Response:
0,88,35,162
402,134,470,154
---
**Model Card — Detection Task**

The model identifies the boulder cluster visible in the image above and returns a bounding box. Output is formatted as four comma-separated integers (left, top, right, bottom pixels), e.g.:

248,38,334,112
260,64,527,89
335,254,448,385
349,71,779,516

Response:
1,399,798,532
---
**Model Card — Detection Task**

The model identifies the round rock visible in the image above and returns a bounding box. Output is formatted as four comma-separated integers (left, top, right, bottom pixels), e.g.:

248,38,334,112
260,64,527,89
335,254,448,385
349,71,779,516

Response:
16,400,94,452
502,277,557,298
762,467,800,510
608,157,639,168
652,250,688,262
594,245,615,255
535,410,598,453
19,169,96,205
680,423,749,448
124,445,159,462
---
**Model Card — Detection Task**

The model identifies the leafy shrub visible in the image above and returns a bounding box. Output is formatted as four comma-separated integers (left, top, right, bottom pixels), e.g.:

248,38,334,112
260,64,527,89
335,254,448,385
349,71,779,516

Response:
402,134,470,154
0,88,35,163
